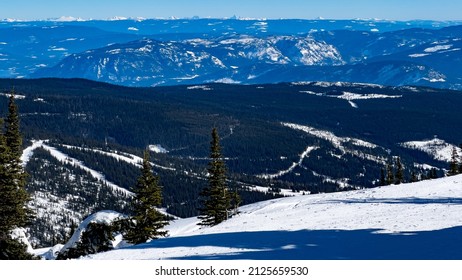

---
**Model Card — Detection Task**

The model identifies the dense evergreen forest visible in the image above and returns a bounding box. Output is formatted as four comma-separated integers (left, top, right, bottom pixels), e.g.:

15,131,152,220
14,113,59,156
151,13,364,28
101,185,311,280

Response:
1,78,461,247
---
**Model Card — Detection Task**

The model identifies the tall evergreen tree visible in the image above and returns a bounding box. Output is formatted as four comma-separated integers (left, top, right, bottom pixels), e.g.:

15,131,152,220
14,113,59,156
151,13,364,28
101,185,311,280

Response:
5,93,22,159
379,168,386,186
394,156,404,184
459,144,462,174
0,94,35,259
410,171,418,183
123,150,168,244
448,146,459,176
198,128,231,226
386,159,394,185
430,168,438,179
229,186,242,217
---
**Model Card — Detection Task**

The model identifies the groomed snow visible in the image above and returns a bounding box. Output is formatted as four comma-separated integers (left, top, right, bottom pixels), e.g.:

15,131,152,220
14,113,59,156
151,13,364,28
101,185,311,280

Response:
84,174,462,260
282,122,379,150
61,144,175,171
257,146,318,179
281,122,385,166
21,140,133,196
338,91,402,101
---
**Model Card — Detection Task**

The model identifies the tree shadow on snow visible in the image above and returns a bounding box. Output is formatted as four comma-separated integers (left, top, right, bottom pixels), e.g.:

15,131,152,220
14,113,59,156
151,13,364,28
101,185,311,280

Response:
326,197,462,205
123,226,462,260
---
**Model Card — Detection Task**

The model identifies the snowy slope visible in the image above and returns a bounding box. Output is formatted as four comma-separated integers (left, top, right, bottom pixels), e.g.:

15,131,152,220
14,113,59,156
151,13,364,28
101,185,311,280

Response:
22,140,132,196
401,138,462,162
83,174,462,260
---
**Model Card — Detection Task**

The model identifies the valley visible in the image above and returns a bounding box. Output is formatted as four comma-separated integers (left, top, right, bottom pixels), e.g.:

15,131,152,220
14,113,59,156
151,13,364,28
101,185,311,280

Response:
0,78,461,248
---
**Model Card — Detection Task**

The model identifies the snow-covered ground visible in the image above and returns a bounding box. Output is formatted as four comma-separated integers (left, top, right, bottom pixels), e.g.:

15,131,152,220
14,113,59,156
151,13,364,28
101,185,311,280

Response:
79,174,462,260
21,140,133,196
257,146,318,179
299,89,402,108
401,138,461,162
281,122,385,165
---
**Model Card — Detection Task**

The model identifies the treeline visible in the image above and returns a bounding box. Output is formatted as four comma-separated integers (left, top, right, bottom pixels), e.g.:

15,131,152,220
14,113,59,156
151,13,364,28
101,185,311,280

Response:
379,155,447,187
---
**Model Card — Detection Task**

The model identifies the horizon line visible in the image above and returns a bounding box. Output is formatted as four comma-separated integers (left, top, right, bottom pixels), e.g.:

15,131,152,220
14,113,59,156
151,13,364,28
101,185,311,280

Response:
2,16,462,23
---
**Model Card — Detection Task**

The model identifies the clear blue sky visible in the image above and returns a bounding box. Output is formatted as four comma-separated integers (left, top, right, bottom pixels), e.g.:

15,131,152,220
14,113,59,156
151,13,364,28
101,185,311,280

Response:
1,0,460,21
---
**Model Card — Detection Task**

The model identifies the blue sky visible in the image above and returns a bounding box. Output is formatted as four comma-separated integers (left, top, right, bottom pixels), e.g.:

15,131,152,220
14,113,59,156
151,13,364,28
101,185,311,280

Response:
1,0,460,21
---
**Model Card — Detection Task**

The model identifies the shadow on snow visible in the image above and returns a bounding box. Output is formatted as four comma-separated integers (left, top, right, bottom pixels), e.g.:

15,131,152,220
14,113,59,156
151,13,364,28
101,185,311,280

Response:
121,226,462,260
325,197,462,205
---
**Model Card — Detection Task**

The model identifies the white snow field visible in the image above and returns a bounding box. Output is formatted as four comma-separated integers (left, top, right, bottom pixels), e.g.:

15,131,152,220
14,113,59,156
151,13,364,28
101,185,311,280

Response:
82,174,462,260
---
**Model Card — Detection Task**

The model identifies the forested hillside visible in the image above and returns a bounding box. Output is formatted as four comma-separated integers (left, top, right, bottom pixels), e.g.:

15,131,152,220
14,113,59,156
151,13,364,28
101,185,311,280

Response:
1,78,461,247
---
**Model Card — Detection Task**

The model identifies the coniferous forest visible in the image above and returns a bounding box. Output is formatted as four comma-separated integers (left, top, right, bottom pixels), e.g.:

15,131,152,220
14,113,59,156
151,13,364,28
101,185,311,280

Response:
1,77,462,249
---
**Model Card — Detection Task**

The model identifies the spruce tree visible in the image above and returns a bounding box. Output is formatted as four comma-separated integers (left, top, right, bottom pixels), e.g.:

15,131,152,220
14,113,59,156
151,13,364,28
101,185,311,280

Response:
425,168,438,179
459,144,462,174
124,151,168,244
394,157,404,184
0,94,34,259
379,168,386,186
229,186,242,217
198,128,231,226
410,171,418,183
386,160,394,185
5,94,23,159
448,146,459,176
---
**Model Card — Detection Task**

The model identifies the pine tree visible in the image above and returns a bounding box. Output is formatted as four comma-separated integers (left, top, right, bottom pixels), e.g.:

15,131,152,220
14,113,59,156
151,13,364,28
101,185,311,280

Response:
426,168,438,179
410,171,418,183
458,144,462,174
448,146,459,176
379,168,386,186
394,156,404,184
123,151,168,244
386,160,394,185
0,94,34,259
198,128,231,226
5,93,22,159
229,186,242,217
459,144,462,174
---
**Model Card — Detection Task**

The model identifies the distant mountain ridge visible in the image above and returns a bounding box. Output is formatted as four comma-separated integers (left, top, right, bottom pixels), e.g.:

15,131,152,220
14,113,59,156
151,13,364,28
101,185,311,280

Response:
32,35,345,86
1,18,462,88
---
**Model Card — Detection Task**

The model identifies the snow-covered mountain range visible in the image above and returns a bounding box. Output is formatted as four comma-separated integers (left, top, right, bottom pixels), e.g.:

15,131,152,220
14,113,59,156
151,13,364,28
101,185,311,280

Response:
1,18,462,88
35,173,462,260
32,36,344,86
